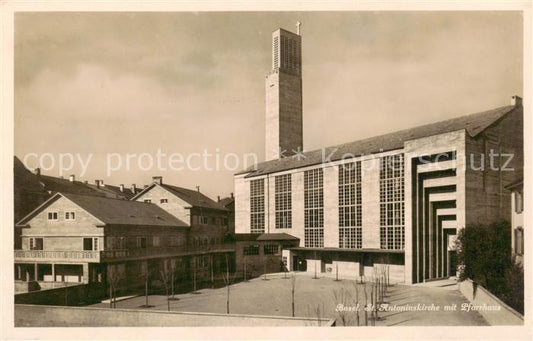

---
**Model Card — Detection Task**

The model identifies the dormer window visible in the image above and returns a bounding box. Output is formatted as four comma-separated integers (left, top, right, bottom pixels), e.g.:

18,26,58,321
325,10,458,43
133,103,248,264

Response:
65,212,76,220
47,212,58,221
144,199,152,203
160,199,168,204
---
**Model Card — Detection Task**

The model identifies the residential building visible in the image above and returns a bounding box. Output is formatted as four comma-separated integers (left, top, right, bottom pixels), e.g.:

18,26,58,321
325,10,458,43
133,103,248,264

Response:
132,176,231,239
14,192,234,294
506,179,524,265
88,180,142,200
13,157,141,249
234,24,524,284
218,193,235,234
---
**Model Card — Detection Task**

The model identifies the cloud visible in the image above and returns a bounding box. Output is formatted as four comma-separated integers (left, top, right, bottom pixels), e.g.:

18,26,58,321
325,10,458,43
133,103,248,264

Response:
14,11,523,197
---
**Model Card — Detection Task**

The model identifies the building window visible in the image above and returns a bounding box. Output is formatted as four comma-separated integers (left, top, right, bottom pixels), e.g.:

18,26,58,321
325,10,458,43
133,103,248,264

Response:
137,237,147,249
304,168,324,247
83,238,93,251
153,236,160,247
515,227,524,255
379,154,405,250
29,237,43,250
211,217,217,225
170,236,180,246
65,211,76,220
106,236,125,250
144,199,152,203
93,238,98,251
275,174,292,229
515,191,523,214
199,216,208,225
243,245,260,256
250,179,265,233
47,212,58,221
160,198,168,204
264,244,279,255
338,162,362,248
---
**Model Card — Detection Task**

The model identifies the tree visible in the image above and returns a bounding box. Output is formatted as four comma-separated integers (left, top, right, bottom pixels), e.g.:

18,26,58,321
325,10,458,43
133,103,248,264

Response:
331,287,352,326
191,257,198,294
290,273,296,317
313,251,318,279
107,265,123,309
222,254,237,314
334,262,340,281
456,220,522,314
168,259,179,301
243,255,248,281
306,302,325,326
160,265,172,311
502,260,524,314
139,261,154,308
456,220,512,296
262,258,271,280
210,255,214,288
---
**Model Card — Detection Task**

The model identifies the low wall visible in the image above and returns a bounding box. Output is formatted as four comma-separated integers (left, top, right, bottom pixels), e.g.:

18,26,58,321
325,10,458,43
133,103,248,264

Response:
373,264,404,284
331,261,359,279
14,283,106,306
15,304,335,327
458,279,523,326
306,259,321,275
304,259,404,283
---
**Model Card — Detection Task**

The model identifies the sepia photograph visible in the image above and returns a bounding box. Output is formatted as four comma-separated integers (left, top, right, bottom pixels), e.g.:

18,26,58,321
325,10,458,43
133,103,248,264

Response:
1,1,532,339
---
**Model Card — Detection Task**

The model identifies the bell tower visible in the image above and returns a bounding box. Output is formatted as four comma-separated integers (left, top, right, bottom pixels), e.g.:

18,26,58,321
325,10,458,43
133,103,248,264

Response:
265,22,303,161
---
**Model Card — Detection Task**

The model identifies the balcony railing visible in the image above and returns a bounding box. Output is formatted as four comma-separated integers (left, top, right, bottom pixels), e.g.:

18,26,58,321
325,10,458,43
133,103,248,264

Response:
100,243,235,261
14,250,100,263
14,244,235,263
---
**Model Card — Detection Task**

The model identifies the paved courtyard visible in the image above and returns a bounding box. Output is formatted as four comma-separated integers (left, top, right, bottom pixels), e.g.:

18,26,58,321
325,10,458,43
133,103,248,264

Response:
91,273,487,326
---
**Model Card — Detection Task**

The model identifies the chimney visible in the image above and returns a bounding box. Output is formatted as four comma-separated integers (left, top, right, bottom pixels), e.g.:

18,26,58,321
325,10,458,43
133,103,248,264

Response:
69,174,75,182
33,168,41,176
231,192,234,199
511,95,522,106
152,176,163,185
217,196,221,202
131,184,137,193
84,180,88,184
296,21,301,35
95,179,104,189
119,184,124,192
144,185,149,189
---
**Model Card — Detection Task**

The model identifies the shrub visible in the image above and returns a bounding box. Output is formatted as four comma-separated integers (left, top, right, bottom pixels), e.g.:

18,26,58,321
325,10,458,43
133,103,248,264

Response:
456,220,522,315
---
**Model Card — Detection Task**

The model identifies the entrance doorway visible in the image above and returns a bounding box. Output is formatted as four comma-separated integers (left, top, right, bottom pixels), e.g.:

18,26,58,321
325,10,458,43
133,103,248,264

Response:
292,256,306,271
448,251,457,277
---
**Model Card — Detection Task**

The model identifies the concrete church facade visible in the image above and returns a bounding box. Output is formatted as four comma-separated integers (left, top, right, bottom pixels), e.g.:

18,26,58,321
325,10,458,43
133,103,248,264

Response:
234,24,523,284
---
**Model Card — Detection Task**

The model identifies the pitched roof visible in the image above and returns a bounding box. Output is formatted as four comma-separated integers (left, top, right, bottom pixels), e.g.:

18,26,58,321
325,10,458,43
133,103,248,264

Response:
256,233,299,241
17,192,188,227
87,184,140,200
37,175,106,197
234,233,261,242
239,104,517,178
14,156,44,194
234,233,299,242
218,197,234,208
133,183,228,211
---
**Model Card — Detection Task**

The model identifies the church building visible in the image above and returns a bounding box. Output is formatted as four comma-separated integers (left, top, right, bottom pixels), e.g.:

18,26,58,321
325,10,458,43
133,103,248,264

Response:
234,23,523,284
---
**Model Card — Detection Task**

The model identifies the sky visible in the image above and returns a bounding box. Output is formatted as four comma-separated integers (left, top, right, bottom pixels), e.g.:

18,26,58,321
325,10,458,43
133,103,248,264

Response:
14,11,523,199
